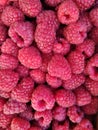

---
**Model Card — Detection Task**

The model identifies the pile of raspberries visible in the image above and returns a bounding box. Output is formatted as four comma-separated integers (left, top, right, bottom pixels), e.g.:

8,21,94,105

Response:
0,0,98,130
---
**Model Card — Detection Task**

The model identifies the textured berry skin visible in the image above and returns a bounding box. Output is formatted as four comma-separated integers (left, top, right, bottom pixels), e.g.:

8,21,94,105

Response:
0,24,7,45
19,0,42,17
57,0,79,25
0,70,19,92
68,51,85,74
11,77,34,103
63,74,85,90
45,0,64,6
31,85,55,111
34,110,52,127
11,117,30,130
1,5,24,26
47,54,71,80
18,46,42,69
0,90,11,99
67,105,84,123
74,86,91,106
3,99,27,114
0,97,6,112
8,21,34,47
90,27,98,44
55,89,76,108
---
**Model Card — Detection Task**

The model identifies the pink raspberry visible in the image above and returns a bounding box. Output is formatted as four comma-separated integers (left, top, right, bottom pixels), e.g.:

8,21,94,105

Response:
90,27,98,44
19,0,42,17
18,46,42,69
57,0,79,25
31,85,55,111
46,74,62,88
55,88,76,108
0,70,19,92
11,117,30,130
63,74,85,90
47,54,71,80
1,5,24,26
45,0,64,7
34,110,52,127
0,24,7,45
0,54,18,69
67,51,85,74
11,77,34,103
0,90,11,99
0,97,6,112
67,105,84,123
74,86,92,106
64,22,87,44
8,21,34,47
1,38,18,57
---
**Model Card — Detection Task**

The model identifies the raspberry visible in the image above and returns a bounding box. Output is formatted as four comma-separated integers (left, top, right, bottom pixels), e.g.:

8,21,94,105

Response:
11,117,30,130
63,74,85,90
74,86,92,106
85,78,98,96
47,54,71,80
67,105,84,123
18,46,42,69
64,22,87,44
11,77,34,103
31,85,55,111
8,21,34,47
67,51,85,74
82,97,98,115
0,24,7,45
46,74,62,88
3,99,27,115
34,110,52,127
57,0,79,25
85,54,98,81
45,0,64,7
52,105,66,121
0,97,6,111
1,5,24,26
0,54,18,69
0,90,11,98
1,38,18,57
55,88,76,108
90,27,98,44
19,0,42,17
0,0,8,6
0,70,19,92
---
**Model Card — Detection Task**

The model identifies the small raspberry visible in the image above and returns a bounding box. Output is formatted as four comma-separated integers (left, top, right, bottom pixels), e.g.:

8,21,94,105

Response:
31,85,55,111
0,90,11,98
63,74,85,90
11,77,34,103
47,54,71,80
1,5,24,26
8,21,34,47
0,24,7,45
55,88,76,108
90,27,98,44
34,110,52,127
57,0,79,25
11,117,30,130
18,46,42,69
67,105,84,123
45,0,64,7
0,70,19,92
67,51,85,74
74,86,91,106
0,97,6,112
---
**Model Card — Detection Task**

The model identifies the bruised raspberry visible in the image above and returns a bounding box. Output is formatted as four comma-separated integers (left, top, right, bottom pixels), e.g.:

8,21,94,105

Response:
0,24,7,45
45,0,64,7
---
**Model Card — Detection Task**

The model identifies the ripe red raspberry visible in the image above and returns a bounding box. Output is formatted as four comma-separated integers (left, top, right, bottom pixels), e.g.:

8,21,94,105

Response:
1,5,24,26
30,69,46,84
11,77,34,103
31,85,55,111
47,54,71,80
18,46,42,69
0,54,18,70
0,70,19,92
0,24,7,45
8,21,34,47
82,97,98,115
63,74,85,90
57,0,79,25
45,0,64,6
0,90,11,99
55,89,76,108
67,105,84,123
11,117,30,130
74,86,91,106
1,38,18,57
34,110,52,127
46,74,62,88
85,54,98,81
64,22,87,44
90,27,98,44
68,51,85,74
0,97,6,112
